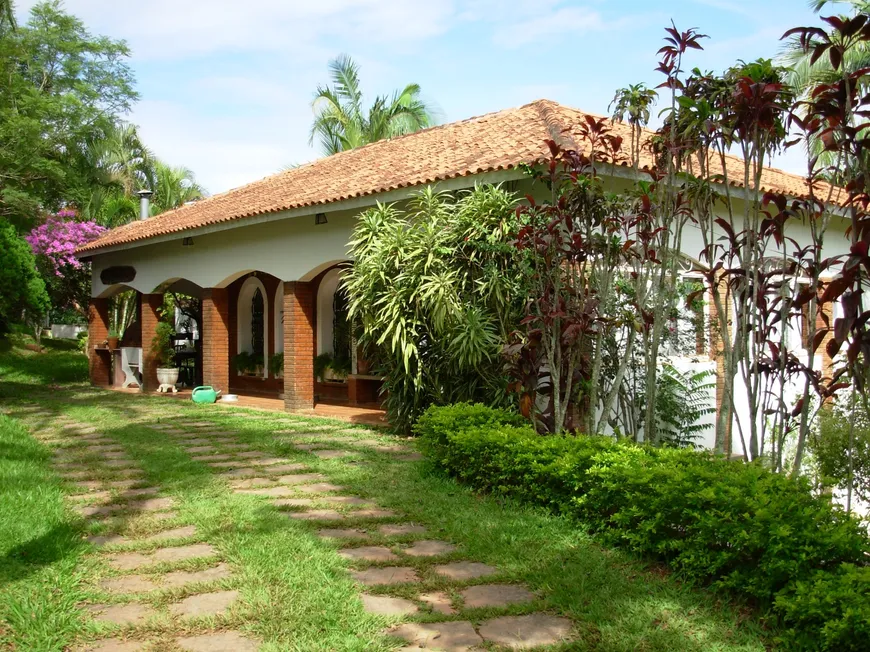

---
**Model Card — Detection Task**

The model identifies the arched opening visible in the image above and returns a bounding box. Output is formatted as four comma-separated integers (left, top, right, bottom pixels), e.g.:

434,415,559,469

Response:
274,281,284,355
236,276,269,378
316,270,350,355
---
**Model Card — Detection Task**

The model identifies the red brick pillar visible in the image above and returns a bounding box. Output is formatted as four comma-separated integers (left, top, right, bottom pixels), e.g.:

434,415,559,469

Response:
87,298,111,386
140,293,163,392
283,281,315,411
202,288,230,394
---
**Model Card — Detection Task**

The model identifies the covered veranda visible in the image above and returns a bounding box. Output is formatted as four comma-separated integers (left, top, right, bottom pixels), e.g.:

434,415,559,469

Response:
83,206,385,415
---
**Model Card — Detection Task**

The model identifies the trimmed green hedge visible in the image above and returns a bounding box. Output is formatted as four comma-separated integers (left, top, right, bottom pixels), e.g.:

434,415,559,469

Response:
415,403,870,651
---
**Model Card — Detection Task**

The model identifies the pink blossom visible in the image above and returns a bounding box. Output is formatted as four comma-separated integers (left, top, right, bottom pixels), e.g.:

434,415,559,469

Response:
26,214,106,278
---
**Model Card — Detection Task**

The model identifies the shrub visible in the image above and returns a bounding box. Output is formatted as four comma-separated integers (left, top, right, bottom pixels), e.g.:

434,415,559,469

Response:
417,403,870,648
774,564,870,651
150,321,175,368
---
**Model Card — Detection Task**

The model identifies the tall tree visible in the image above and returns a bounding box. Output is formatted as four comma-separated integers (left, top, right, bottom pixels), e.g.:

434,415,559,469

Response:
309,54,436,156
0,1,136,232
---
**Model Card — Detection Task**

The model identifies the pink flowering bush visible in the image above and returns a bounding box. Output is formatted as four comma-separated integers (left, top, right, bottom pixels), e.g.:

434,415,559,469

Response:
26,212,106,277
26,212,106,318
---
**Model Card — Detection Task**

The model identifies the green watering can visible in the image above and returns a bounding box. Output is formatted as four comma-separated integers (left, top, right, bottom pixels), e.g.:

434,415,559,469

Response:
191,386,221,404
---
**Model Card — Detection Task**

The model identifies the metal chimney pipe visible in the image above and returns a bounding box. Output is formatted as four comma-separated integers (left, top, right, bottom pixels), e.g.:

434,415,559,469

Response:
136,189,153,221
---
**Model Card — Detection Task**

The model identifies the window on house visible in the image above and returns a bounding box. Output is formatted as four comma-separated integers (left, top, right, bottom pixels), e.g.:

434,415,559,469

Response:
251,288,264,356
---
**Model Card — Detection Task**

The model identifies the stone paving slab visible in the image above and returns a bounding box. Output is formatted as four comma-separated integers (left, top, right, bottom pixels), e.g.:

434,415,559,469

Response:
418,591,456,615
170,589,239,618
86,603,157,626
176,631,260,651
218,468,260,477
402,540,457,557
312,449,355,459
378,524,427,536
433,562,498,581
248,457,289,466
105,552,152,571
106,480,141,490
261,463,309,474
275,473,326,485
70,491,112,503
361,593,418,616
99,574,160,594
152,543,217,563
461,584,535,608
285,509,345,521
230,478,275,489
77,505,123,518
125,497,174,511
187,446,217,453
389,621,482,651
76,638,147,651
292,483,346,494
351,567,420,586
162,562,233,588
88,534,130,547
339,546,399,562
477,614,572,649
120,487,160,498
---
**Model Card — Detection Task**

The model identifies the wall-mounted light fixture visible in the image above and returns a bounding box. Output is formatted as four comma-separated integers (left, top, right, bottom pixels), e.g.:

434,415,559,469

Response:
315,212,328,225
182,237,194,247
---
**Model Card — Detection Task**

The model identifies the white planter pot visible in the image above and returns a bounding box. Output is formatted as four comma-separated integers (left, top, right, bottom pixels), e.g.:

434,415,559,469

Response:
156,367,179,393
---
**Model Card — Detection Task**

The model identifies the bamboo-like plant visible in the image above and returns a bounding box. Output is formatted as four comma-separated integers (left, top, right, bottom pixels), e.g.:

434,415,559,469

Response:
345,185,526,432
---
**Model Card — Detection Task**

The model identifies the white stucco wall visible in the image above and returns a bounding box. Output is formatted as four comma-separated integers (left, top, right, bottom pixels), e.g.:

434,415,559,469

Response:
89,207,359,297
317,268,344,356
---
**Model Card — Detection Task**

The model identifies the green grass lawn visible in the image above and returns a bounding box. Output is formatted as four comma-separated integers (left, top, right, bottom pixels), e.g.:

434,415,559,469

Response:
0,335,775,651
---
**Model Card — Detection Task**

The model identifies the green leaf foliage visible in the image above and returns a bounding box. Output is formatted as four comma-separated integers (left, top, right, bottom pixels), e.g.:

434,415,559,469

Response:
345,185,528,433
0,1,137,231
416,403,870,649
0,222,49,334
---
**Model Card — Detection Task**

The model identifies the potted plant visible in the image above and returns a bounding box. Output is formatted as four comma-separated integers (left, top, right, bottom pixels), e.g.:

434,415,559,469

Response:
151,321,178,392
107,329,120,350
269,352,284,378
250,353,265,377
314,352,333,382
233,351,252,376
330,355,351,381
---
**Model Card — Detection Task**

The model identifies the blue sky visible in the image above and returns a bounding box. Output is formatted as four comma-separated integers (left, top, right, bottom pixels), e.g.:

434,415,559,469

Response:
19,0,822,194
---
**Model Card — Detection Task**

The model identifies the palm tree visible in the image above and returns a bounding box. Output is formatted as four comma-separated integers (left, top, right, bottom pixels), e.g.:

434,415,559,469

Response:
151,161,205,213
309,54,437,156
92,122,154,196
781,1,870,96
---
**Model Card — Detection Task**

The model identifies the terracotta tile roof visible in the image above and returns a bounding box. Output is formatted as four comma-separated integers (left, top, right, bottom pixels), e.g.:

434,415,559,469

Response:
77,99,834,255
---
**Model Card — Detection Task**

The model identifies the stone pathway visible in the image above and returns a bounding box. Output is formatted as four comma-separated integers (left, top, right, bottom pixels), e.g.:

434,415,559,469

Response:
20,407,573,651
39,417,259,652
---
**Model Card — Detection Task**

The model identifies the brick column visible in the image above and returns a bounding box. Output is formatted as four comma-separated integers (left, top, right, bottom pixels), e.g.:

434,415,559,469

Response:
140,293,163,392
202,288,230,394
87,298,111,386
283,281,315,411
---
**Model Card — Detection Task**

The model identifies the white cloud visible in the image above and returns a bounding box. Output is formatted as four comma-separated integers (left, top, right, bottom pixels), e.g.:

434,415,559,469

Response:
20,0,457,61
129,97,316,195
492,6,607,48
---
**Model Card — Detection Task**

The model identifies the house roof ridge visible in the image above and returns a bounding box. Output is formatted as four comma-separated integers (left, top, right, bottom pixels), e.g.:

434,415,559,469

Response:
76,98,837,256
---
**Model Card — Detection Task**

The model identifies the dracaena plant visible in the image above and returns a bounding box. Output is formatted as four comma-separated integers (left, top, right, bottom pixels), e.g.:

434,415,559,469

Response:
782,10,870,498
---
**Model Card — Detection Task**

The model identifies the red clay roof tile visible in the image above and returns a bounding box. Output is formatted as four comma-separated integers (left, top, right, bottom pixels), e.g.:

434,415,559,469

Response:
77,99,833,255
